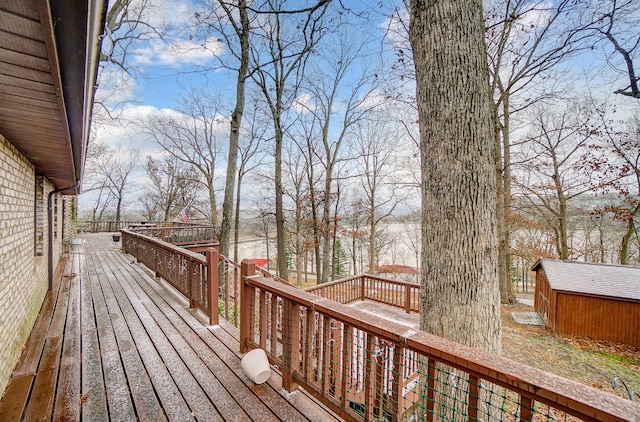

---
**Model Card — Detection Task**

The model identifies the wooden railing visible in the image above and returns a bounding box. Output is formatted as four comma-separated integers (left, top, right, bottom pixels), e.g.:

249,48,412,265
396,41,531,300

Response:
216,255,292,328
81,220,208,233
119,230,286,329
129,225,220,247
121,229,218,325
239,260,639,422
306,274,420,314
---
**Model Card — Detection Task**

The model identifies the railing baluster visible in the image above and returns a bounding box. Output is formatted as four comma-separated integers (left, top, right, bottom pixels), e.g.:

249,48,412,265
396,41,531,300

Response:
391,345,403,421
239,259,255,353
519,395,533,422
207,248,218,325
188,259,197,308
468,374,479,421
322,316,331,395
340,324,352,413
224,258,230,322
259,290,267,349
364,333,374,421
304,307,314,380
270,296,278,357
426,358,436,422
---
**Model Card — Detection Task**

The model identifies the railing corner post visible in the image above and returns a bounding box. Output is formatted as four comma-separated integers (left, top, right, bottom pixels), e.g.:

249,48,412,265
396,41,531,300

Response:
207,248,219,326
240,259,256,353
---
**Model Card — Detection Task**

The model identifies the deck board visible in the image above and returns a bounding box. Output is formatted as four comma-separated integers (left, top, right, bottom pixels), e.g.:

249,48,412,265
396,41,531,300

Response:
80,247,108,421
105,253,254,421
54,252,82,421
0,233,338,421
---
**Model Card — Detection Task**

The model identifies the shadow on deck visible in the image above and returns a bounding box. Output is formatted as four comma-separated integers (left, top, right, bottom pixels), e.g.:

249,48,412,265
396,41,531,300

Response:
0,233,337,421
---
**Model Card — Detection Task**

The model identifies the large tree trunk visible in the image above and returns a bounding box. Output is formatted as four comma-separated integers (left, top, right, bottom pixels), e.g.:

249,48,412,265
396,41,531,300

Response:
233,171,244,263
497,94,515,303
620,204,640,264
219,0,249,261
410,1,502,417
274,122,288,281
410,0,501,352
368,205,376,274
321,177,332,282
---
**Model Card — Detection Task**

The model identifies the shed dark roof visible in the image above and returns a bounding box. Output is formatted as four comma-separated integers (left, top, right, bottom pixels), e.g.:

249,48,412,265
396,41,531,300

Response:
532,259,640,301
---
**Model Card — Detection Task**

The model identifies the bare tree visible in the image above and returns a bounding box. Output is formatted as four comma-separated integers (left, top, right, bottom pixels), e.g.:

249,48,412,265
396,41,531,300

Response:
139,88,225,224
83,141,114,221
233,102,268,262
485,0,596,302
590,0,640,99
598,113,640,263
144,156,200,222
250,0,330,280
352,118,403,273
343,196,369,276
101,0,165,71
513,101,613,259
295,26,381,282
410,0,502,417
194,0,252,262
94,145,139,221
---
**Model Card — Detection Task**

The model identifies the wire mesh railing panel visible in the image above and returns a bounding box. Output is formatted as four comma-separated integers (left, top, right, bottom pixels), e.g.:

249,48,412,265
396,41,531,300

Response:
240,272,639,422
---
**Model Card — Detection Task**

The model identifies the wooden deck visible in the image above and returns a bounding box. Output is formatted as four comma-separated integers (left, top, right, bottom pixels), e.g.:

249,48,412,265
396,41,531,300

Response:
0,233,338,421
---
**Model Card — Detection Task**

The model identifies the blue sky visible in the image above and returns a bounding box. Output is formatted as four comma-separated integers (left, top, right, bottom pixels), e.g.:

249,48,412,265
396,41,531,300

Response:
83,0,639,219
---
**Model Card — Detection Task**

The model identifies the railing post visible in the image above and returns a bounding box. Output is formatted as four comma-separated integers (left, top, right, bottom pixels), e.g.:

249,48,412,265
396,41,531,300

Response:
360,275,366,301
240,259,256,353
282,297,300,392
405,284,411,314
207,248,219,325
468,374,479,421
391,345,403,422
189,259,197,308
519,396,533,422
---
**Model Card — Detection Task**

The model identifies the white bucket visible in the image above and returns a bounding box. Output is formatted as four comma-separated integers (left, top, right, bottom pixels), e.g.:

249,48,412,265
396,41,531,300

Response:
240,348,271,384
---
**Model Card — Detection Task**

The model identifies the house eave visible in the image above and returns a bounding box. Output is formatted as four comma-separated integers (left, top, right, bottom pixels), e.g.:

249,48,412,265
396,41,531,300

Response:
0,0,106,194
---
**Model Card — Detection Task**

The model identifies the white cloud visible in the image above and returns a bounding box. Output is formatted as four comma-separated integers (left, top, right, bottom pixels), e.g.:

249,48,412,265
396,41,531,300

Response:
291,93,315,113
133,38,223,67
95,67,138,105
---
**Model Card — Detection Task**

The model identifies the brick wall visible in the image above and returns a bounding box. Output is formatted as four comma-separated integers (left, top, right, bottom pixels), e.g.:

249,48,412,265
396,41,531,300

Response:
0,134,64,397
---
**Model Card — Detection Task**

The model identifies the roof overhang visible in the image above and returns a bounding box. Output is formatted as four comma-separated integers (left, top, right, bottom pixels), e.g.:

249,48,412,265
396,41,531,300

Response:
0,0,106,194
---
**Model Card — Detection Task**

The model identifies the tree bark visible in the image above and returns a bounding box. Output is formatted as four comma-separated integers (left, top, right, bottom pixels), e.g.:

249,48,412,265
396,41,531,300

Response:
410,0,502,351
620,204,640,264
497,93,514,303
410,2,502,417
219,0,249,260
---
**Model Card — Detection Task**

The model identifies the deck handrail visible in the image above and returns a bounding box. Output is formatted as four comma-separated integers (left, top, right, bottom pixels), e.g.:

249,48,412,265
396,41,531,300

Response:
129,225,220,246
216,254,293,327
240,260,639,422
306,274,420,313
121,229,219,325
81,220,212,233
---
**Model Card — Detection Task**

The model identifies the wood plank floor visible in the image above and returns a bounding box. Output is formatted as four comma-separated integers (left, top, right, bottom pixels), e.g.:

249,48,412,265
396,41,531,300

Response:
0,233,339,421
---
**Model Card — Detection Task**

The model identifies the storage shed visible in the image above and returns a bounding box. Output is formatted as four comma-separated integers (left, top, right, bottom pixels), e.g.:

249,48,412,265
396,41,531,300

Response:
532,259,640,347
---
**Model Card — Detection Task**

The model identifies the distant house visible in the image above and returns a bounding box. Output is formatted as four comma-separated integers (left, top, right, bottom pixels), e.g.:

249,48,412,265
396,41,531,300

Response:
532,259,640,347
376,264,418,282
0,0,105,397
